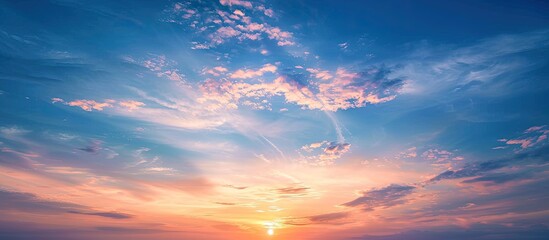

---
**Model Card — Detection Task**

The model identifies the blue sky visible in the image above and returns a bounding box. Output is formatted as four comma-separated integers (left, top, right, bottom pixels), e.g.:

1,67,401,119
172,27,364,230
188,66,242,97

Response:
1,0,549,239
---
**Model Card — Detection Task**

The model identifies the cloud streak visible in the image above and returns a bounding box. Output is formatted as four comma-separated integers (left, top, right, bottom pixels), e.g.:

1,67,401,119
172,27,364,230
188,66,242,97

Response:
342,184,416,211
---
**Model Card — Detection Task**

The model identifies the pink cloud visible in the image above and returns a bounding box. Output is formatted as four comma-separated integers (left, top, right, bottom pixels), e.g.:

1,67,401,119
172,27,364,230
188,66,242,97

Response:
236,22,264,32
210,26,241,44
119,100,145,111
219,0,253,9
257,5,274,17
182,9,196,19
200,66,402,111
229,63,277,79
142,55,184,81
166,2,294,49
537,134,548,143
298,141,351,165
51,97,64,103
265,27,294,46
307,68,333,80
497,126,548,150
525,125,545,133
506,139,534,149
204,66,229,76
159,70,184,81
301,141,328,152
143,55,167,72
323,142,351,155
67,99,114,111
233,9,245,17
399,147,417,158
240,33,261,40
59,99,147,112
191,42,210,50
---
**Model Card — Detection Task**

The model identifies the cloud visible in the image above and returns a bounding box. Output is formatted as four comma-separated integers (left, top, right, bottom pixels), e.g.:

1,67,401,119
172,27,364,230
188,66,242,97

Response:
257,5,274,17
338,42,349,50
222,184,248,190
141,55,184,81
57,98,144,112
210,26,241,44
67,211,133,219
342,184,416,211
301,141,328,152
77,140,118,159
235,22,264,32
461,171,533,185
219,0,253,9
323,142,351,156
229,63,277,79
306,68,333,80
51,97,64,103
263,26,294,46
494,125,548,150
166,3,294,48
214,202,236,206
308,211,350,223
143,167,175,173
275,186,310,195
300,141,351,166
396,30,549,95
0,126,30,135
0,190,132,219
506,139,534,149
284,211,351,226
118,100,145,111
79,145,100,153
199,66,403,112
399,147,417,158
355,224,549,240
142,55,167,72
525,126,546,133
233,10,245,17
299,141,351,165
161,70,185,81
203,66,228,76
67,99,114,111
429,145,549,183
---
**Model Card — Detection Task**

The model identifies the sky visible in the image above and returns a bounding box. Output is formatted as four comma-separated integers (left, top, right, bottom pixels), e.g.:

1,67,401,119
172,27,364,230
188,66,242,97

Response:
0,0,549,239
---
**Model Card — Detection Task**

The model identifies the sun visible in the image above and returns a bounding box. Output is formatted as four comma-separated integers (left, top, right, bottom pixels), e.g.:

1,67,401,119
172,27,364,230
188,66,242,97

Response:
267,228,274,236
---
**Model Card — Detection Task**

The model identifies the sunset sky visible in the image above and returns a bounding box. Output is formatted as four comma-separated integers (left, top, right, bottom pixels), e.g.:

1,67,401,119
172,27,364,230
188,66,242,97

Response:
1,0,549,239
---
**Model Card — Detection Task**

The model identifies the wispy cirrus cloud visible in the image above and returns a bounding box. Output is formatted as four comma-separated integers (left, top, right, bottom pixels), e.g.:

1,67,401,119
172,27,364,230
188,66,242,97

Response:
429,145,549,183
342,184,416,211
284,211,351,226
397,30,549,95
0,190,133,220
52,98,145,112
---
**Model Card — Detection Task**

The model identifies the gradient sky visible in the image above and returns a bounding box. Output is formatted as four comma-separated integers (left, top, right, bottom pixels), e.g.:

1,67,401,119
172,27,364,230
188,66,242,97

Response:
1,0,549,239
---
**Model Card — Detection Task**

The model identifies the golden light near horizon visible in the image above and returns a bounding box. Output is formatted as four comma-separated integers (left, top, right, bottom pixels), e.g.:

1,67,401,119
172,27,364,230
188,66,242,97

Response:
264,220,280,237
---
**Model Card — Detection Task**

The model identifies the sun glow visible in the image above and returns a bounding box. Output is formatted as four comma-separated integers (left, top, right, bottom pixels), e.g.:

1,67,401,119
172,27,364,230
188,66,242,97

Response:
267,228,274,236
